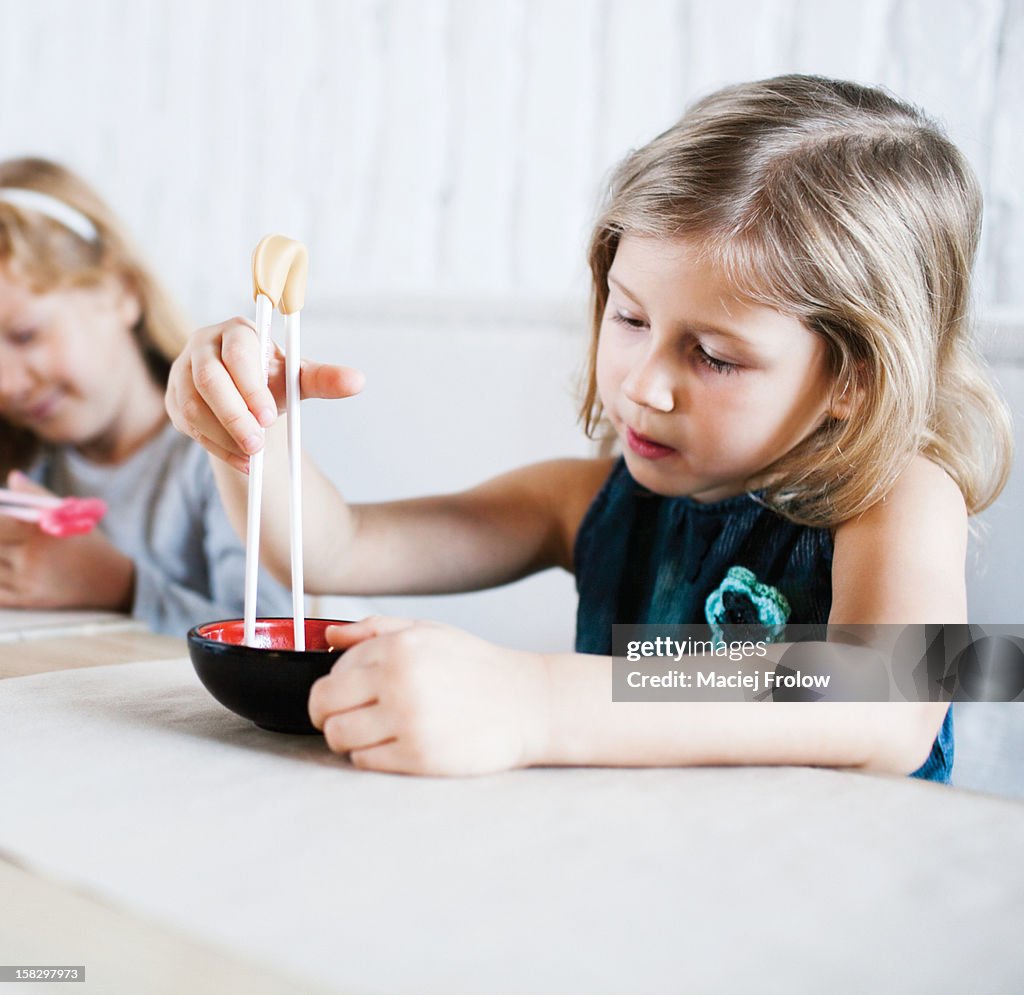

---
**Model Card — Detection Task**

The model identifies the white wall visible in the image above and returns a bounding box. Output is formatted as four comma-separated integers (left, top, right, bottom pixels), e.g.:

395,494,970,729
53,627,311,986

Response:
300,308,592,649
1,0,1021,640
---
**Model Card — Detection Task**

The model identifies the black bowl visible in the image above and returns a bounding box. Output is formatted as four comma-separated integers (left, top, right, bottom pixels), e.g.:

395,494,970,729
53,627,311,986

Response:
187,618,351,734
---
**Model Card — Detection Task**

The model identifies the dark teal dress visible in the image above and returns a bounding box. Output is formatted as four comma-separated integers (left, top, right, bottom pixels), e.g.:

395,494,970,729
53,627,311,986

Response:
574,458,953,783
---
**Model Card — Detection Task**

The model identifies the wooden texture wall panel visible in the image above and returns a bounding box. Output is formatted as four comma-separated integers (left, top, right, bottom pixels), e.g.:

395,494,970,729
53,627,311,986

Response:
1,0,1020,315
989,1,1024,306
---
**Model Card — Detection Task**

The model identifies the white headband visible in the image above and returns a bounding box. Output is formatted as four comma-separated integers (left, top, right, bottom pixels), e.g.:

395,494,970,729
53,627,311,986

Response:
0,187,98,243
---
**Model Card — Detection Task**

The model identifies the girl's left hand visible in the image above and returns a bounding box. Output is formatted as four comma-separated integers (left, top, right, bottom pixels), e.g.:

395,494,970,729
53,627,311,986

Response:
0,474,135,610
309,616,550,776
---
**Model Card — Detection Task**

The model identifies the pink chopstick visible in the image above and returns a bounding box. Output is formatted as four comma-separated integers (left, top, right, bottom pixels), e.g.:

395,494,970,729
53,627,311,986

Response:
0,494,107,537
0,486,62,509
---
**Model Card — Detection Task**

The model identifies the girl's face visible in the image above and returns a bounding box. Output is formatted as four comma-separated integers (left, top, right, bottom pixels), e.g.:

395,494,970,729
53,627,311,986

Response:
0,264,154,458
596,235,837,502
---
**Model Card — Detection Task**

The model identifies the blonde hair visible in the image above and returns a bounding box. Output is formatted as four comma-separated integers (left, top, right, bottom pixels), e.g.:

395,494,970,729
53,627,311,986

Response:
0,157,189,474
581,75,1013,526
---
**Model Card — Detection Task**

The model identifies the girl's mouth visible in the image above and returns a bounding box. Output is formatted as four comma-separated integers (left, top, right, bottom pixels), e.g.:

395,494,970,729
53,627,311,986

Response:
23,391,64,422
626,427,676,460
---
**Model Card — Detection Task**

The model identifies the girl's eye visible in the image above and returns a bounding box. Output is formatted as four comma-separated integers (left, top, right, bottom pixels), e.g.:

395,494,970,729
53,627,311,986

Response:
608,311,742,375
611,311,647,330
8,329,37,346
696,345,739,375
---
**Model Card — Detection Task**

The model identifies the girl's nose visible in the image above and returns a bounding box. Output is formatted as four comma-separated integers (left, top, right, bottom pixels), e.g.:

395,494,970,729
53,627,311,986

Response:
622,349,676,413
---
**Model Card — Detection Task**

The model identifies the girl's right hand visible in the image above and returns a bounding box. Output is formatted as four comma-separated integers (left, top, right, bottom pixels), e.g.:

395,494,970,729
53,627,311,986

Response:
165,317,365,470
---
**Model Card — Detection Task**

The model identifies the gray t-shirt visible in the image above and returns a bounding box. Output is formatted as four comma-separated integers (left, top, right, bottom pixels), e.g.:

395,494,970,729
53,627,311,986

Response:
33,424,292,636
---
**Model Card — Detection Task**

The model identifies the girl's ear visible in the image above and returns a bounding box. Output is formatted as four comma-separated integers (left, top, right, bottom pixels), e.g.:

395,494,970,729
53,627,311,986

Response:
829,378,858,421
112,271,143,329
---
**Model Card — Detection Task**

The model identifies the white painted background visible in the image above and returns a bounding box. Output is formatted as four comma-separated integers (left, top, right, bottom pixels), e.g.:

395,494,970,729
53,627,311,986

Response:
1,0,1021,644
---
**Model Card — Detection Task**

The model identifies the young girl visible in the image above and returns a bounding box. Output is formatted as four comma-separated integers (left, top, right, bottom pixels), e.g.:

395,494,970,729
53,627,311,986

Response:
166,75,1013,780
0,157,290,634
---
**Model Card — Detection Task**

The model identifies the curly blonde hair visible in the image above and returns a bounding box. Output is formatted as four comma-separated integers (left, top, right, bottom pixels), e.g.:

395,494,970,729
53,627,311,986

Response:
0,157,189,474
581,75,1013,526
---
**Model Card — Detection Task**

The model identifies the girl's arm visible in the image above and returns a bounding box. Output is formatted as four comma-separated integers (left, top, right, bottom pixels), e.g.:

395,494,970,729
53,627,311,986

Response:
211,442,613,595
828,455,968,625
310,456,964,776
534,659,940,774
167,319,615,595
311,619,942,776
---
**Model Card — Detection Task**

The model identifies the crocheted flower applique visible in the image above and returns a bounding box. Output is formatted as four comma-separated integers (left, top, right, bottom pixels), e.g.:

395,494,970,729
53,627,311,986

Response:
705,566,791,645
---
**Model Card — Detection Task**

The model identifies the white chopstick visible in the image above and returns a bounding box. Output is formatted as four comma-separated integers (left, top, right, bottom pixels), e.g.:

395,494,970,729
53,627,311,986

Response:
248,235,309,652
285,310,305,651
243,293,273,648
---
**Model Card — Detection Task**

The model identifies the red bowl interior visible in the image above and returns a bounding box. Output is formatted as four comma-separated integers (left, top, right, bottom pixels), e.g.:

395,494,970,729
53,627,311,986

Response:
196,618,348,651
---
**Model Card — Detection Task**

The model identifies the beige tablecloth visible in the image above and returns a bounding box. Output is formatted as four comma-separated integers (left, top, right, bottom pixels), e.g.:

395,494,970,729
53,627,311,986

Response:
1,660,1022,994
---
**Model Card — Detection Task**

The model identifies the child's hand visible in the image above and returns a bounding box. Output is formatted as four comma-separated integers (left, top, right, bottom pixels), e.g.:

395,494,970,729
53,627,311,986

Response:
309,616,550,776
0,475,134,611
165,318,365,470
